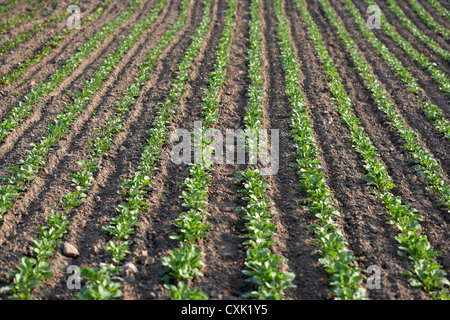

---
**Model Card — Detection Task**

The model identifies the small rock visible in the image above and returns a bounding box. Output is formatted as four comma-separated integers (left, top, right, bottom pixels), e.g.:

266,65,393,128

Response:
123,262,138,276
140,251,150,265
62,242,79,258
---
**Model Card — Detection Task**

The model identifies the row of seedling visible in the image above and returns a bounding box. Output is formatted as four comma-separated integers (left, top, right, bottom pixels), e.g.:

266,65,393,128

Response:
0,0,164,222
0,0,50,33
343,0,450,142
0,0,139,142
75,0,214,300
403,0,449,38
300,0,449,300
273,0,367,300
0,0,168,300
234,0,295,300
62,0,192,211
425,0,449,22
379,0,449,61
0,0,79,58
162,0,236,300
0,0,114,90
322,0,450,212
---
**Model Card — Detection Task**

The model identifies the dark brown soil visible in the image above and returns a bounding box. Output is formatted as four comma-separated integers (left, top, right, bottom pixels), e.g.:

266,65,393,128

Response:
0,0,448,300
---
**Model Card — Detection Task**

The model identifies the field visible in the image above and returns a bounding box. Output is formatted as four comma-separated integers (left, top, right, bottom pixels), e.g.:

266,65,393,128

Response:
0,0,449,300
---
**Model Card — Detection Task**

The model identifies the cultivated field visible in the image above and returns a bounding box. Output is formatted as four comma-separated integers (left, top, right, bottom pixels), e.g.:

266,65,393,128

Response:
0,0,449,300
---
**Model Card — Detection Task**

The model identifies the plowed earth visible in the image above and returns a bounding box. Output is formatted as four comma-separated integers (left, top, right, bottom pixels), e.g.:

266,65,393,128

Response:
0,0,448,300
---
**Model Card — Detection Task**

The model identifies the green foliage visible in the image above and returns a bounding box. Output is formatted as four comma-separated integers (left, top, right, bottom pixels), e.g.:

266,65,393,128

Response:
316,0,450,299
426,0,450,22
0,0,81,58
165,282,208,300
236,168,296,300
0,0,140,143
378,0,450,61
0,0,164,222
343,0,450,143
403,0,449,38
161,0,236,300
161,243,205,281
0,0,114,90
80,0,215,300
74,263,123,300
0,0,50,33
1,212,70,299
324,0,450,213
274,0,366,300
0,0,168,299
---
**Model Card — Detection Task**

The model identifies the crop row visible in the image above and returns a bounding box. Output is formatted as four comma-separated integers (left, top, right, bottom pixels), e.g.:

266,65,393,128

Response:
0,0,137,142
0,0,114,90
365,0,450,94
162,0,236,300
0,0,50,33
426,0,449,22
273,0,367,300
75,0,214,300
235,168,296,299
302,0,449,300
342,0,450,142
0,0,168,300
233,0,295,300
324,0,450,213
0,0,79,58
380,0,450,61
0,0,19,16
62,0,192,212
1,0,186,298
403,0,449,38
0,0,165,223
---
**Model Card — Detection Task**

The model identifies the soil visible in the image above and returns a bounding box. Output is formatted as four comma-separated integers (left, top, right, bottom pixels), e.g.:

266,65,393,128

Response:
0,0,448,300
